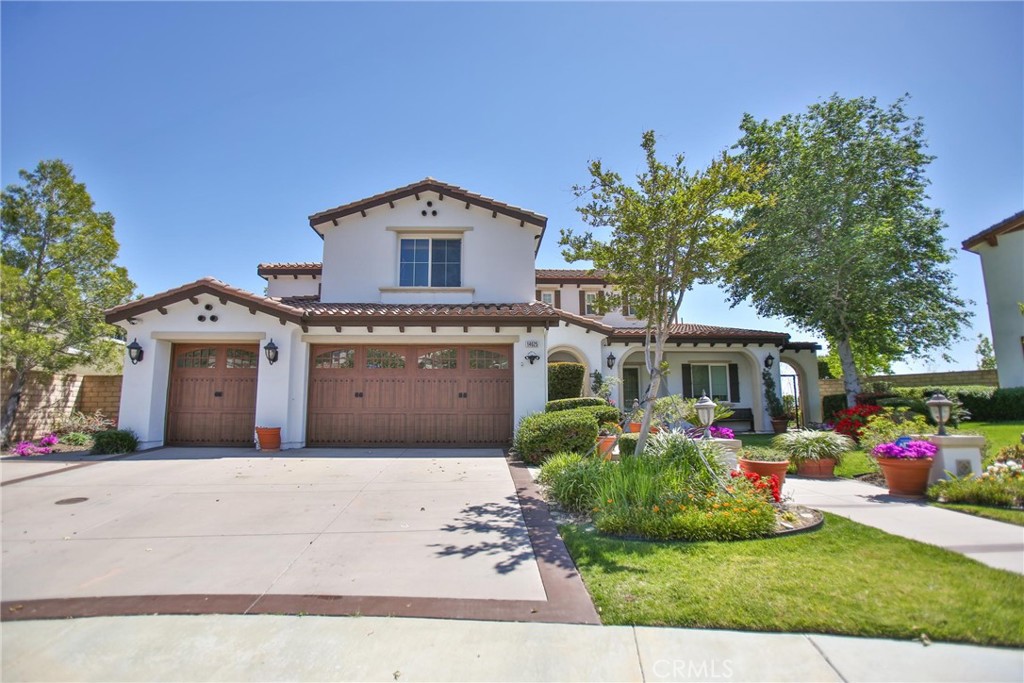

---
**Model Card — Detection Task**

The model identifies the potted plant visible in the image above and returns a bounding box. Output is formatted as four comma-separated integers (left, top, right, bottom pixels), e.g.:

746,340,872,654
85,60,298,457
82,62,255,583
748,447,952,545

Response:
762,369,789,434
737,447,790,486
872,439,937,497
773,429,854,478
627,403,662,433
255,426,281,452
597,422,622,460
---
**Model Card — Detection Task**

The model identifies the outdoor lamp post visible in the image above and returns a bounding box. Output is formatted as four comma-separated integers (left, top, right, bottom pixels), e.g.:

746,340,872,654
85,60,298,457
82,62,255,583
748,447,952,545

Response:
695,393,716,440
926,392,954,436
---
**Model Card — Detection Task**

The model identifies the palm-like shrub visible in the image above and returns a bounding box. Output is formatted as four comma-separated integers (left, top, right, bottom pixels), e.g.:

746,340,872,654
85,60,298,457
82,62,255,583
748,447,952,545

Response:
538,452,607,513
772,429,855,466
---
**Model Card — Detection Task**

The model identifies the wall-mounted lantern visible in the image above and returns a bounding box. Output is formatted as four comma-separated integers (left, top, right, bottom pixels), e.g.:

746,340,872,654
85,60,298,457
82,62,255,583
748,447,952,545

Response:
606,352,616,369
126,338,144,365
264,339,279,365
525,352,540,365
764,354,775,369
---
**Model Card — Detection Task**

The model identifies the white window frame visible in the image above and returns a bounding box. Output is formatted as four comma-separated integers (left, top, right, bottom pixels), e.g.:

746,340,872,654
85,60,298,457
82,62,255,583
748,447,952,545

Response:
690,363,731,402
584,291,599,316
397,235,463,288
540,291,555,306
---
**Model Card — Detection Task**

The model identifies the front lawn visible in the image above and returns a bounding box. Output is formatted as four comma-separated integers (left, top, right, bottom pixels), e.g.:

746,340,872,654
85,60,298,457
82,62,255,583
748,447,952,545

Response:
966,421,1024,453
561,514,1024,647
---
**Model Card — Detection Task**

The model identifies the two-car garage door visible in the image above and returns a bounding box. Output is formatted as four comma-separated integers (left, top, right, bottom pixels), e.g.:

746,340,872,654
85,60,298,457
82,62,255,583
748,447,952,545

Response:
306,344,513,447
166,342,513,447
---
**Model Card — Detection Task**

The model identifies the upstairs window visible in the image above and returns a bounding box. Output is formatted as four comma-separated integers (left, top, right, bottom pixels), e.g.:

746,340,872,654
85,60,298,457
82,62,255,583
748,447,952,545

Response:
399,238,461,287
584,292,599,316
540,291,555,306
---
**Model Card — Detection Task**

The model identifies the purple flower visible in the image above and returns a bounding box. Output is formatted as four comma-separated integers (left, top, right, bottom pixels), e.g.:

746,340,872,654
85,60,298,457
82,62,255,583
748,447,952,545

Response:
709,426,735,439
13,441,37,457
872,440,937,460
39,433,59,447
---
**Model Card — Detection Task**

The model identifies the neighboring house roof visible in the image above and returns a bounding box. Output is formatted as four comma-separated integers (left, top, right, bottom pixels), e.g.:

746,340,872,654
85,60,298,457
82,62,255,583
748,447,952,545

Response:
257,262,323,279
962,210,1024,251
535,268,609,284
307,177,548,234
105,277,306,325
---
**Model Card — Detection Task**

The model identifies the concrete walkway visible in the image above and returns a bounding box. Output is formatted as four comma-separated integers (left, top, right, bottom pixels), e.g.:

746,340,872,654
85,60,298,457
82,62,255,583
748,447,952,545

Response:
787,476,1024,574
3,614,1021,682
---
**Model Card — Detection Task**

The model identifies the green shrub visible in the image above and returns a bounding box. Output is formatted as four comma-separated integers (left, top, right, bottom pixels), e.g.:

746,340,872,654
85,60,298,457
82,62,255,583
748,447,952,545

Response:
618,433,639,457
643,431,727,493
91,429,139,455
548,362,585,400
648,395,734,426
513,410,598,465
738,446,788,462
773,429,855,466
822,394,848,421
546,397,608,412
575,404,622,427
928,476,1024,509
983,388,1024,421
539,452,608,513
62,432,91,447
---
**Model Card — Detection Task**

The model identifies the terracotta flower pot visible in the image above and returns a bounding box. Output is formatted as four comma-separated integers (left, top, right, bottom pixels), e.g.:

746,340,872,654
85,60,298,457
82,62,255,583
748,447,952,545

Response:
771,418,789,435
628,423,660,434
796,458,836,479
739,458,789,486
255,427,281,452
596,435,618,461
877,457,933,497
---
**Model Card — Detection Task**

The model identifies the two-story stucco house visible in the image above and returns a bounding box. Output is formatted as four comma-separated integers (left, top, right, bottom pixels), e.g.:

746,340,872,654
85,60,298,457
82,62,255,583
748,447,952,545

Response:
106,179,821,450
962,210,1024,388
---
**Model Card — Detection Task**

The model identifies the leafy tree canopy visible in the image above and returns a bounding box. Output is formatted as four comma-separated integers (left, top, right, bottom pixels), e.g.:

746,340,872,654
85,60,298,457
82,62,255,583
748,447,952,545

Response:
975,334,997,371
726,94,971,406
1,160,135,443
560,130,767,453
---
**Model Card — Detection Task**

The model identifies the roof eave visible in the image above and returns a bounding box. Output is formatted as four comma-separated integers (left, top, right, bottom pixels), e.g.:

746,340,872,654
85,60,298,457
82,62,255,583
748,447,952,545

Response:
105,281,304,325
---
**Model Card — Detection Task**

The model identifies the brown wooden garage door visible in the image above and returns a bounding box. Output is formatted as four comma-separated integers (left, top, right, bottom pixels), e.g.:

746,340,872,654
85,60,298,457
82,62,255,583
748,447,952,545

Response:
167,344,259,445
307,344,513,447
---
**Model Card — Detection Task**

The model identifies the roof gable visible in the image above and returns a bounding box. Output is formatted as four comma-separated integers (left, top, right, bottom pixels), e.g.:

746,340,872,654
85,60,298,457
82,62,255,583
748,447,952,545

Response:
962,210,1024,251
105,277,305,325
308,178,548,235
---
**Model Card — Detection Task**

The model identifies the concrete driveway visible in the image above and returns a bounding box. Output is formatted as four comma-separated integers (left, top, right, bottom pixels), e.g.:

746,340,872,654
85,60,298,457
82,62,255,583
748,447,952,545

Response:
1,448,597,623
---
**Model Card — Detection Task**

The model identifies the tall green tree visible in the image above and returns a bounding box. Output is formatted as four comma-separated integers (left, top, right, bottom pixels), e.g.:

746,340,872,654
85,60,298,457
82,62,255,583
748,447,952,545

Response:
726,95,971,407
975,334,997,370
1,160,135,444
561,131,766,454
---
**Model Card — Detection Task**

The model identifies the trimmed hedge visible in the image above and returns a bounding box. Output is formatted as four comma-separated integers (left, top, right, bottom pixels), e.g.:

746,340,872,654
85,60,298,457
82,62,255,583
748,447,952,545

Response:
546,397,609,412
618,432,639,457
513,409,599,465
548,362,585,400
91,429,139,455
822,394,848,421
576,404,622,426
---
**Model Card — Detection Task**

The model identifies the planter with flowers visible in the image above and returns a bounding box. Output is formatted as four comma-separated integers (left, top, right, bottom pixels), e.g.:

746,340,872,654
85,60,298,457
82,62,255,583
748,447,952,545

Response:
597,422,622,461
737,447,790,487
872,439,937,497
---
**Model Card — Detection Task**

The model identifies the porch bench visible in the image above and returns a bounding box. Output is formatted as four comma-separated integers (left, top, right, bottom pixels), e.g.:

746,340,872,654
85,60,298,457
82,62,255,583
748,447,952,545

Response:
718,408,754,433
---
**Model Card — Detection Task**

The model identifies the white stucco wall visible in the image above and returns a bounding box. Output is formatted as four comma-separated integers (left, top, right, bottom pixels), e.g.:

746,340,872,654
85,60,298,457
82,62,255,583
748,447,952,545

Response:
115,293,293,450
315,196,541,304
780,350,823,424
973,231,1024,387
264,277,320,298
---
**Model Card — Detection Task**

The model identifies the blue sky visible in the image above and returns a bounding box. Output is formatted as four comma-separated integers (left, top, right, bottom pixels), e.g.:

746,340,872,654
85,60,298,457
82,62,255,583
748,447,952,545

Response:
3,1,1021,373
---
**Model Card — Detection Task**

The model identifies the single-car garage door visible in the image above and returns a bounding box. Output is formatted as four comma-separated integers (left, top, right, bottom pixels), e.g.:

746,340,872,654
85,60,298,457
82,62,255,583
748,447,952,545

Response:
307,344,513,447
167,344,259,445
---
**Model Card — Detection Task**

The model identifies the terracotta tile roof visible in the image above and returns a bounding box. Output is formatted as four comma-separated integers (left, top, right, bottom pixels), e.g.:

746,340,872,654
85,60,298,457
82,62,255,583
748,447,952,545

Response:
962,210,1024,251
535,268,609,284
274,296,563,327
105,277,306,324
308,177,548,231
607,323,795,346
257,262,323,279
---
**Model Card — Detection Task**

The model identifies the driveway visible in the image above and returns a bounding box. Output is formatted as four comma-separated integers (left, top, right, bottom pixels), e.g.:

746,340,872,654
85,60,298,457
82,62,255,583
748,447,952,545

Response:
1,448,597,624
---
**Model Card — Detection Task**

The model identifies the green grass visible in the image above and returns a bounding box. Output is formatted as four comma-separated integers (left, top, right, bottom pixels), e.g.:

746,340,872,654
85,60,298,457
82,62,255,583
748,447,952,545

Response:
965,422,1024,452
934,503,1024,527
561,514,1024,647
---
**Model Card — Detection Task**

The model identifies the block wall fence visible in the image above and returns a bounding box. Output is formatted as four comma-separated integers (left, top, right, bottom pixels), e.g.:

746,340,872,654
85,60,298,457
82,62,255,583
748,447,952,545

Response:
818,369,999,397
0,370,122,442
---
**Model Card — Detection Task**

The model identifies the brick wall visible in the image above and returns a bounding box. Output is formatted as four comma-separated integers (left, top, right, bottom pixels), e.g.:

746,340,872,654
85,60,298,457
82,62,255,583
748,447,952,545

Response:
76,375,122,423
819,369,1000,396
1,371,122,442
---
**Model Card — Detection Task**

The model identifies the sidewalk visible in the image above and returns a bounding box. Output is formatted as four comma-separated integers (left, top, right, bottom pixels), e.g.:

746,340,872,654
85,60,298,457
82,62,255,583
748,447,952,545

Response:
3,614,1022,682
786,476,1024,574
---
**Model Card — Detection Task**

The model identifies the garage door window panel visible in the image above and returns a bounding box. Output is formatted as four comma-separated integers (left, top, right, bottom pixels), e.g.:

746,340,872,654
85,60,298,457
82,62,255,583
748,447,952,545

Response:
177,348,217,368
226,348,258,369
315,349,355,369
469,348,508,370
418,348,457,370
367,348,406,369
